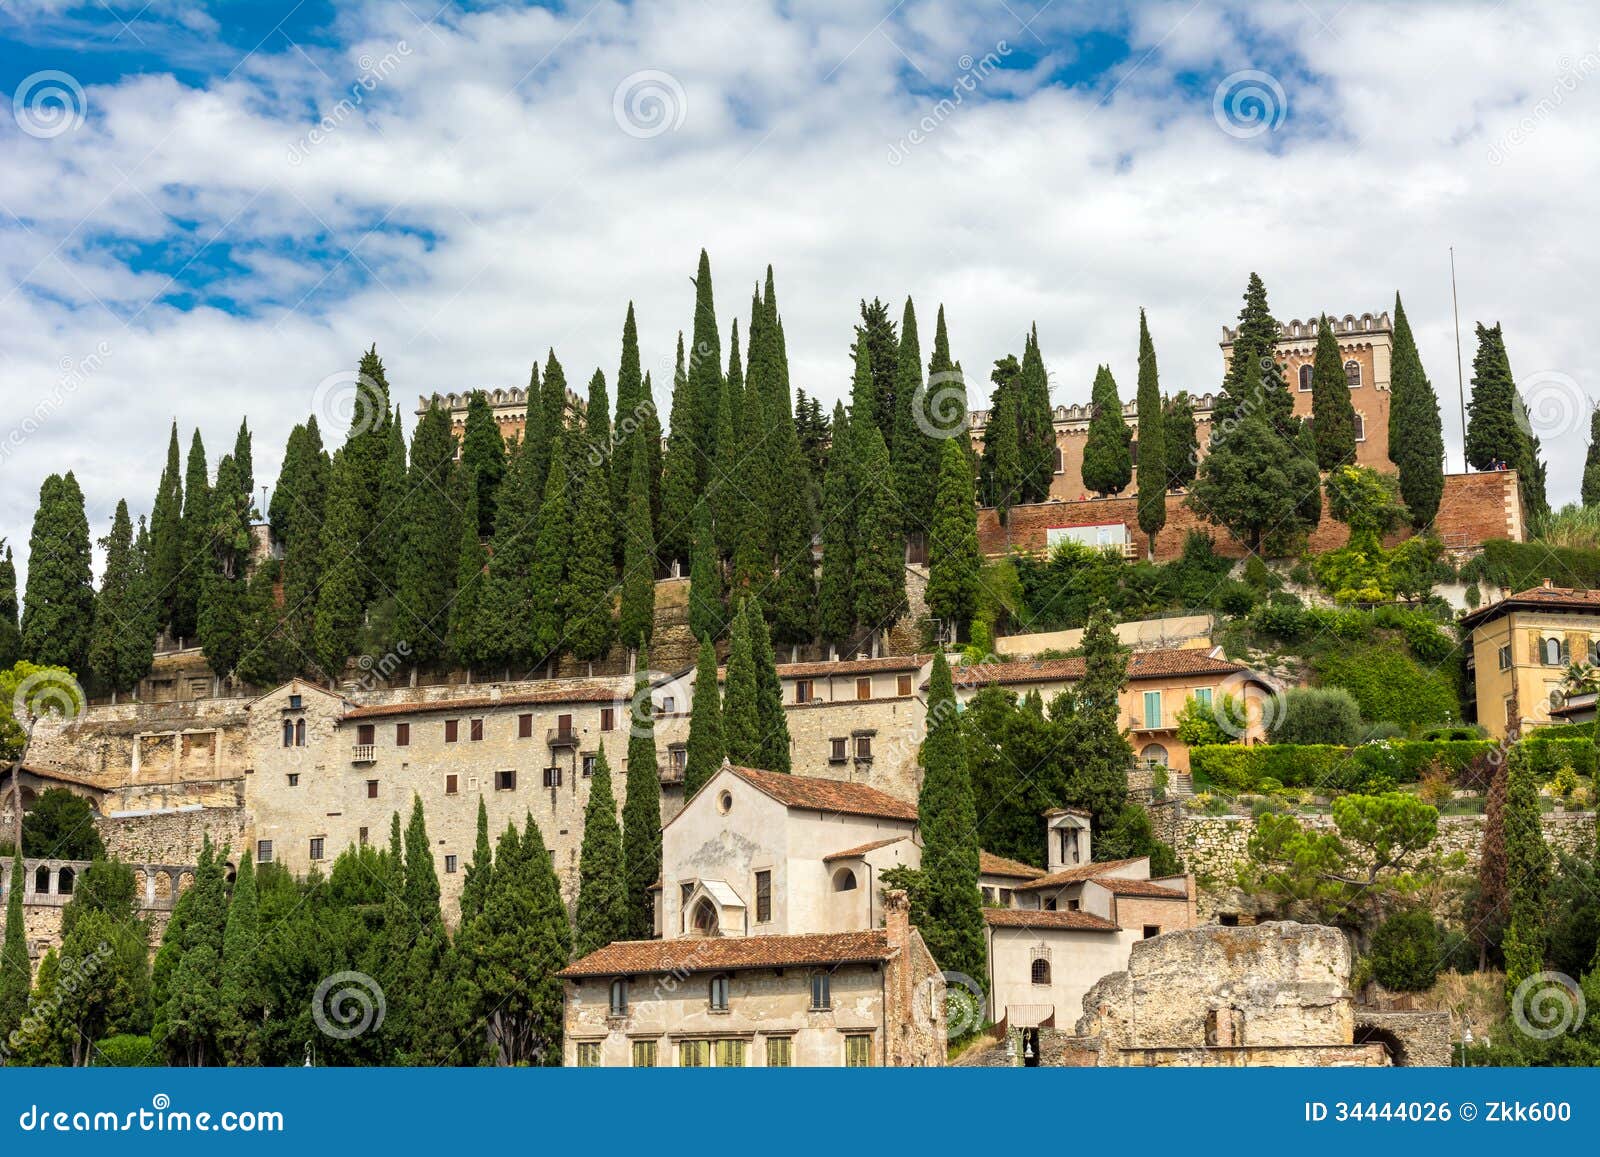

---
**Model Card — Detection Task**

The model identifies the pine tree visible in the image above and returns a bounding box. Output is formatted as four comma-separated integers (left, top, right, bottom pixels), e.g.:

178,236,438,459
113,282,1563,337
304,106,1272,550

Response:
0,545,20,670
148,422,184,634
527,439,573,667
1135,310,1168,560
1189,403,1320,555
926,438,982,640
1501,743,1551,999
0,849,28,1051
891,297,937,532
982,356,1024,519
683,636,725,798
448,480,491,669
659,332,698,568
794,389,831,498
88,500,155,695
1466,322,1548,519
687,498,725,643
20,472,94,672
1309,314,1358,470
564,443,618,663
1064,605,1136,823
1216,273,1295,436
1585,408,1600,508
1162,391,1199,490
722,604,761,766
1082,364,1132,497
460,796,494,925
395,408,459,670
746,598,790,773
816,401,857,647
312,448,366,681
574,743,628,957
917,653,986,989
688,249,724,488
1017,325,1057,504
172,429,210,641
619,433,657,649
622,647,663,939
852,421,907,636
218,853,261,1064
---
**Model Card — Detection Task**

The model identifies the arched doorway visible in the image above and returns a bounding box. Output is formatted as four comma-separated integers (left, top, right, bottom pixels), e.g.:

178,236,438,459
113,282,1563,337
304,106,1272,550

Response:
690,898,718,937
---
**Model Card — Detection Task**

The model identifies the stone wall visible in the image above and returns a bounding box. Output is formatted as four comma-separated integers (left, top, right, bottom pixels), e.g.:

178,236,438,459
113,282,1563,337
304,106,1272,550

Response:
98,805,250,867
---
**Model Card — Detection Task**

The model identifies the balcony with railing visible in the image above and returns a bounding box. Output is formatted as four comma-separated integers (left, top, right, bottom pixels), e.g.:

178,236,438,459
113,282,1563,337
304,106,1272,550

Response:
351,744,376,763
547,728,578,748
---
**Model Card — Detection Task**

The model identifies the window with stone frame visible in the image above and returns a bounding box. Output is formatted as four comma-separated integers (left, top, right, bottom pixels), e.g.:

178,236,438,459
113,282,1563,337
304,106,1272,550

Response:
609,978,629,1016
631,1039,658,1067
765,1037,792,1067
809,971,832,1010
444,719,459,743
829,737,848,763
708,974,730,1011
575,1041,602,1067
755,870,772,923
844,1034,873,1067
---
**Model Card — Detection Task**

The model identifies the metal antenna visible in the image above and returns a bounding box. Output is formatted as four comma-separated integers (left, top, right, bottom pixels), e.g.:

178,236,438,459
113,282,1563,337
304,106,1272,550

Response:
1450,247,1468,472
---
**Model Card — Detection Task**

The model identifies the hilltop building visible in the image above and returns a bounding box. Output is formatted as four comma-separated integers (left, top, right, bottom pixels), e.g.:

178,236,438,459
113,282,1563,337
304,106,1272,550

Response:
1460,581,1600,739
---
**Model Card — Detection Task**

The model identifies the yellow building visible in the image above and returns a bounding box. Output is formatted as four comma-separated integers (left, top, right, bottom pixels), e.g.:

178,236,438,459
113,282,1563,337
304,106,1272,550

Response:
1461,582,1600,739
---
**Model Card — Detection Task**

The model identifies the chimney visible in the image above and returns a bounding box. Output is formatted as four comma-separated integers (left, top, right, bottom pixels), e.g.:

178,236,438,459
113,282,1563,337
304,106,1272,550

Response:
1544,578,1555,590
883,888,911,952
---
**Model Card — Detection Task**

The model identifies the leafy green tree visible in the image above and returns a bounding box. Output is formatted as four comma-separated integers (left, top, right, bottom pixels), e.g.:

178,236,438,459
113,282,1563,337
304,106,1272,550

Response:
746,599,790,774
981,355,1024,518
0,545,19,671
1502,743,1551,999
311,448,366,680
460,797,494,925
926,438,981,639
21,788,104,860
917,653,986,990
1215,273,1295,435
1267,686,1363,746
816,401,856,646
395,408,459,669
564,446,618,662
24,904,150,1066
851,421,907,634
527,440,573,668
1385,295,1446,527
218,854,261,1064
1135,310,1167,559
88,500,155,696
659,332,698,568
1324,464,1407,547
1053,606,1135,826
1310,314,1358,470
1466,322,1548,519
170,430,210,641
619,432,657,649
1189,403,1321,555
683,637,725,797
1367,908,1442,993
574,743,628,958
1162,391,1199,490
1,850,29,1052
1017,325,1056,504
20,472,94,672
160,836,229,1065
1583,407,1600,508
395,796,470,1066
1081,364,1132,497
622,646,663,939
459,391,506,538
148,423,184,634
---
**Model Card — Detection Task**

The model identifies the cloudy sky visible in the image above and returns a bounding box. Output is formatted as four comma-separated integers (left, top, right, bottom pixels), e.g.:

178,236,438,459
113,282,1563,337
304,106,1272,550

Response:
2,0,1598,583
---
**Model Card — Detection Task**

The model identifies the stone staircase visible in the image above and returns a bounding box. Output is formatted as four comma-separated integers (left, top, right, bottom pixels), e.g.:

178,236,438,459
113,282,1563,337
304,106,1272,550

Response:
1167,771,1194,799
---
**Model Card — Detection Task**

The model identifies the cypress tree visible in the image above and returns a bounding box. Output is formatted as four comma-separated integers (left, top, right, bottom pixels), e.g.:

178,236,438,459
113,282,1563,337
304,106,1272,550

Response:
460,391,506,539
368,407,409,592
522,360,549,501
89,500,155,696
1585,408,1600,508
273,417,329,659
683,637,724,798
1386,296,1446,528
1310,314,1358,470
160,836,228,1065
527,440,573,667
709,330,743,560
148,422,184,633
857,298,899,441
926,438,982,640
218,853,261,1064
687,498,725,643
849,319,879,433
1216,273,1295,436
1,849,28,1050
1081,364,1132,497
1162,391,1199,490
852,421,907,636
1475,755,1509,968
395,408,459,670
233,419,255,506
235,560,295,691
794,389,831,498
564,444,618,663
816,401,857,648
688,249,723,486
460,796,494,925
1017,325,1057,504
541,350,571,456
585,368,613,469
637,374,664,545
172,428,210,641
619,427,657,649
312,448,366,682
917,652,986,989
891,297,936,531
722,604,761,766
1466,322,1548,519
198,454,253,680
622,645,663,938
448,480,491,670
983,356,1024,520
483,434,541,670
20,472,94,672
1135,310,1168,560
926,304,969,458
659,332,698,568
0,545,20,670
746,598,790,773
1501,744,1551,1000
574,743,628,957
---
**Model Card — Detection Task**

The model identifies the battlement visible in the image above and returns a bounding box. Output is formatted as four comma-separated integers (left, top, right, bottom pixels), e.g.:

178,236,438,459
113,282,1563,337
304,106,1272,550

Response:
1221,311,1392,345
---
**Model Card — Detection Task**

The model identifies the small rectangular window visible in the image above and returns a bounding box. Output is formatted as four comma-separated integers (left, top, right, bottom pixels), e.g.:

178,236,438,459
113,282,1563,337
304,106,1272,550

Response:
288,694,303,710
897,674,913,697
445,774,459,795
829,738,848,763
444,854,458,874
1143,925,1161,939
609,978,629,1016
444,719,459,743
366,779,378,799
766,1037,792,1067
469,718,484,742
854,735,872,761
755,870,772,923
669,746,687,773
256,839,273,864
309,837,325,862
810,972,831,1010
582,754,597,778
1194,688,1213,711
714,1039,745,1068
660,696,675,715
1143,690,1162,730
287,773,299,787
496,769,517,791
794,679,813,703
709,976,730,1011
844,1034,872,1067
678,1040,710,1068
395,722,410,746
600,708,615,731
575,1042,602,1068
856,676,872,701
1498,645,1513,671
518,713,533,738
357,723,375,745
543,766,562,788
358,827,369,846
631,1039,657,1067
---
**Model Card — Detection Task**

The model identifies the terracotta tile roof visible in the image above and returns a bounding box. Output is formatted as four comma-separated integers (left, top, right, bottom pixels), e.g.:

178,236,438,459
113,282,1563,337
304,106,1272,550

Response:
982,908,1119,932
1460,583,1600,629
727,765,920,823
1012,857,1148,891
979,851,1046,879
1091,877,1188,898
558,930,895,977
10,763,109,792
715,654,930,682
823,837,910,862
341,684,623,721
941,649,1247,690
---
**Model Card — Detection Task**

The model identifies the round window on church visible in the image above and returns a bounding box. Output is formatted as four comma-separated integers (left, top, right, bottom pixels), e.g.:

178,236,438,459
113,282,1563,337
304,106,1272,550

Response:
717,790,733,815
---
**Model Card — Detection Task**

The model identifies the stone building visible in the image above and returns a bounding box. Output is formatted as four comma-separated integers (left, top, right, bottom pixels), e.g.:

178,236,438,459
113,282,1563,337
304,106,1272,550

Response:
941,647,1277,772
418,384,586,446
1459,581,1600,739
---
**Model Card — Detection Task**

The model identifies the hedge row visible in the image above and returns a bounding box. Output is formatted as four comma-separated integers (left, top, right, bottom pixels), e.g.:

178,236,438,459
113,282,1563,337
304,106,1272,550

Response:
1191,739,1500,794
1522,735,1599,779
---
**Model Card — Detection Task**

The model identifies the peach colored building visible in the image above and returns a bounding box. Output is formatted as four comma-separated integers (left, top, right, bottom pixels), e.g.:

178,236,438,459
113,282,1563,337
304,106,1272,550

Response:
1460,582,1600,739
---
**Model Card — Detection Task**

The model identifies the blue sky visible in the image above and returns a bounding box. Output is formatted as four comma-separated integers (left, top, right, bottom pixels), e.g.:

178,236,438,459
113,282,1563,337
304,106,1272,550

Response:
2,0,1598,582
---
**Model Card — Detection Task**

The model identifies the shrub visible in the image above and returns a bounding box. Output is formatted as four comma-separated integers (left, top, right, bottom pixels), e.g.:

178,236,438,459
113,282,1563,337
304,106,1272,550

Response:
1189,738,1499,793
1313,642,1463,728
1251,599,1308,641
93,1036,160,1067
1269,687,1364,746
1175,693,1240,746
1366,909,1443,992
1417,758,1454,807
1552,764,1579,800
1522,736,1598,780
1214,580,1259,617
1243,556,1279,592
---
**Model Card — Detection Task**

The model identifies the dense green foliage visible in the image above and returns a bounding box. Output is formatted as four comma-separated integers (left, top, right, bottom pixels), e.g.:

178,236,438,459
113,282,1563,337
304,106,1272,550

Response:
1387,294,1446,527
1309,315,1357,470
1081,364,1131,497
1267,687,1364,746
1191,739,1497,793
1134,310,1167,558
1465,322,1548,519
1366,908,1443,992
